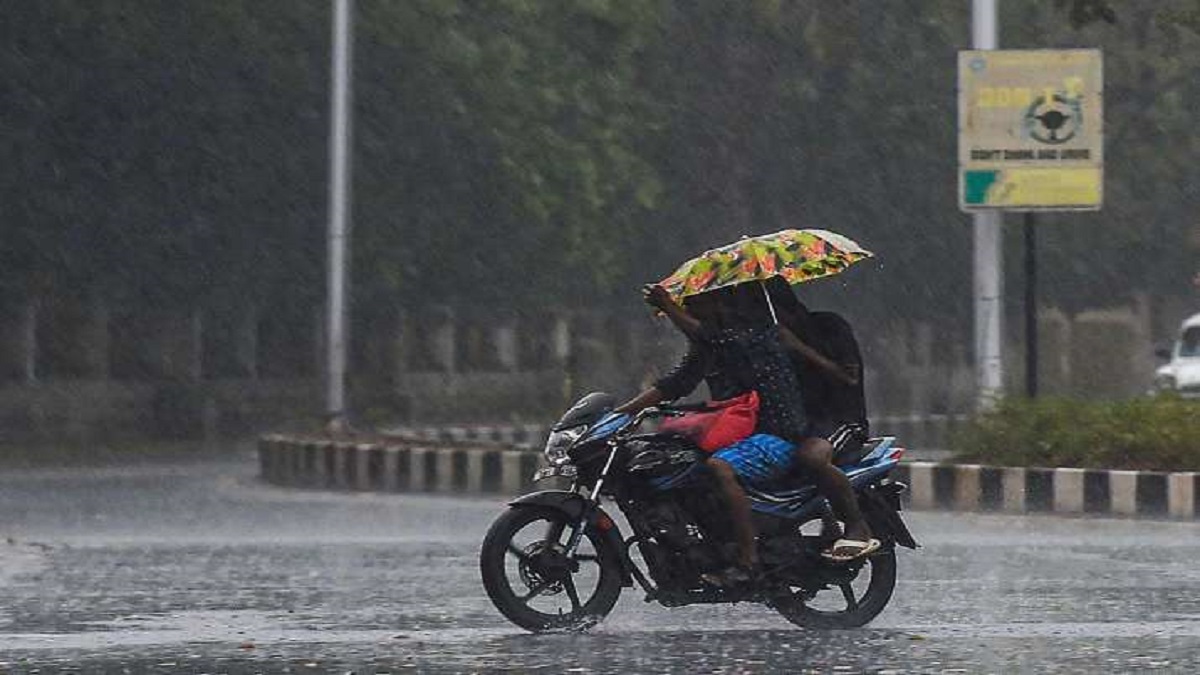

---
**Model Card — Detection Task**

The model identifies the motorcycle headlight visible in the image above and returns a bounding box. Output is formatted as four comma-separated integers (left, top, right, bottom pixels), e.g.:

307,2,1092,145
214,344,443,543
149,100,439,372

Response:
544,426,585,466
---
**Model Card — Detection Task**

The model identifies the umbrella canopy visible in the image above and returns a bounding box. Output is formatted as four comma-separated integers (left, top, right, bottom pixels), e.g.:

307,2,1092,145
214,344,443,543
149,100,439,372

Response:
657,229,874,304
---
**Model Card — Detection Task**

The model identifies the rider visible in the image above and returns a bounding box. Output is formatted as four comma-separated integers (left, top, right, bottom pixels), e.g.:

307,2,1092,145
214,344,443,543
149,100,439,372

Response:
617,283,811,586
765,277,876,561
806,311,870,452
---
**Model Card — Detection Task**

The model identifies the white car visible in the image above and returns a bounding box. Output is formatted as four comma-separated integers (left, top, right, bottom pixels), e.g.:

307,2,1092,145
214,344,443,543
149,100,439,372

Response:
1155,312,1200,398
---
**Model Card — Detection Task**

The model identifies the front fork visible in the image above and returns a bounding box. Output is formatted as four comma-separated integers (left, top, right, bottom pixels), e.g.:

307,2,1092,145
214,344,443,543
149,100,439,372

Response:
563,438,622,554
509,444,634,587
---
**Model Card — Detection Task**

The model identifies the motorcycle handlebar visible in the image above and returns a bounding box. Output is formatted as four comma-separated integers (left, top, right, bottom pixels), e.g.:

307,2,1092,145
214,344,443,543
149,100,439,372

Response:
658,401,710,413
603,403,703,439
626,404,694,426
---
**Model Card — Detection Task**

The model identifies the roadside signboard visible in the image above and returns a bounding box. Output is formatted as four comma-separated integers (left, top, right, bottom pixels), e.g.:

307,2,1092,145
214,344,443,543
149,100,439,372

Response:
958,49,1103,211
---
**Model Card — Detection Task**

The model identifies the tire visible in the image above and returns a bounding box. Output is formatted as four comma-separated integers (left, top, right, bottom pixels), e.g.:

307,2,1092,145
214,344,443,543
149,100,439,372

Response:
770,547,897,629
480,505,623,632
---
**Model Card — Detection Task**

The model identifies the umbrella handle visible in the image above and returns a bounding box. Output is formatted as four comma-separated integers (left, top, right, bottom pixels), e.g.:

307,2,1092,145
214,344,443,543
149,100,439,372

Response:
760,280,778,325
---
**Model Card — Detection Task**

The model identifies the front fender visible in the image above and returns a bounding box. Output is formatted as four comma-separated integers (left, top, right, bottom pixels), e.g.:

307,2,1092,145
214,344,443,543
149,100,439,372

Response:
509,490,590,520
508,490,633,585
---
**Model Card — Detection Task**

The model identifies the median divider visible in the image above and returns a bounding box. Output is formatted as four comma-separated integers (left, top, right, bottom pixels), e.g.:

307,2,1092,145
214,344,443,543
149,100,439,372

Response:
258,435,1198,520
891,463,1197,519
258,434,545,496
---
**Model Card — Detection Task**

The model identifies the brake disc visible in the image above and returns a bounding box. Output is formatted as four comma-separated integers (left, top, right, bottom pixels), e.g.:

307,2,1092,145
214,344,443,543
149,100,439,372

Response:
517,541,567,596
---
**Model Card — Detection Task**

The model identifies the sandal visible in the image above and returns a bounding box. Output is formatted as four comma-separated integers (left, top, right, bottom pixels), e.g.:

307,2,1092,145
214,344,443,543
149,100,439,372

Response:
821,538,881,563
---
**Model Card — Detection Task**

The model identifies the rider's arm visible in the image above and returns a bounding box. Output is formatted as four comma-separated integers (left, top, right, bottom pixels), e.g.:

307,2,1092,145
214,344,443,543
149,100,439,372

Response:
643,284,703,340
778,325,858,386
616,340,709,415
658,301,703,340
614,387,666,414
653,339,710,398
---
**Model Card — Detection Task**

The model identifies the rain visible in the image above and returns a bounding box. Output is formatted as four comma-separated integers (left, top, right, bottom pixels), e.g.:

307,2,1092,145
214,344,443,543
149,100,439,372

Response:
1,1,1198,671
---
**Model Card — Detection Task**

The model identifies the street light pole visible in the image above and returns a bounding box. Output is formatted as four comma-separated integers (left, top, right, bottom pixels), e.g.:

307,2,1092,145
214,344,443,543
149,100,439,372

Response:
1024,212,1038,398
972,0,1004,409
326,0,354,428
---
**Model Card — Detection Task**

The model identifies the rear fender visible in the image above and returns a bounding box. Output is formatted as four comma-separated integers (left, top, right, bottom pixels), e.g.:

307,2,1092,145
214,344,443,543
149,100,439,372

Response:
845,458,899,488
859,483,919,549
508,490,633,585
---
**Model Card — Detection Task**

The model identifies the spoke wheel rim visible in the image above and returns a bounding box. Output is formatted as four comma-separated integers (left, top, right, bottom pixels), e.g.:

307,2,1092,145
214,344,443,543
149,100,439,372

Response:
502,515,604,621
797,555,878,617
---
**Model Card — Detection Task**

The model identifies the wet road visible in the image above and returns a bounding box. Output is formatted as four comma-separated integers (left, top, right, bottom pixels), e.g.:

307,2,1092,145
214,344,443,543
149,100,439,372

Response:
1,451,1199,673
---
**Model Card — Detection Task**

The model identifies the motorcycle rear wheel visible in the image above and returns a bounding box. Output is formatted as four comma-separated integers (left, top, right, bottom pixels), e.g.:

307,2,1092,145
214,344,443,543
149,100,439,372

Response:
480,505,623,632
769,548,897,629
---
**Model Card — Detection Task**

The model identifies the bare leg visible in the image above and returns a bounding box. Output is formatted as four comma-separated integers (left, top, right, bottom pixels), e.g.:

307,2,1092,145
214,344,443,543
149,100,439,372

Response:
792,438,873,542
706,457,759,568
819,511,843,539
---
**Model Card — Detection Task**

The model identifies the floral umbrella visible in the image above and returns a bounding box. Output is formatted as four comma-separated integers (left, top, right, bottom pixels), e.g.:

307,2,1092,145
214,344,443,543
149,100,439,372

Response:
657,229,874,304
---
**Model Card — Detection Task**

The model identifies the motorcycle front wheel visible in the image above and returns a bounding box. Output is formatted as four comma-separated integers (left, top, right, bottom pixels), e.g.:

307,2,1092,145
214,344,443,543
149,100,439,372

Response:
480,505,623,632
769,547,897,629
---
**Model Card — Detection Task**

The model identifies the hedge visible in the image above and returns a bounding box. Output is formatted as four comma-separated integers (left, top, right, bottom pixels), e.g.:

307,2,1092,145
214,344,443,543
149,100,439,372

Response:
949,396,1200,472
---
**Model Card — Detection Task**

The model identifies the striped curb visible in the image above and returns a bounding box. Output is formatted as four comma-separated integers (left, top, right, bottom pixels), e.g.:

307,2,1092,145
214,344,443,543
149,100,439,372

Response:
382,424,551,449
893,463,1198,519
258,435,545,496
257,436,1198,520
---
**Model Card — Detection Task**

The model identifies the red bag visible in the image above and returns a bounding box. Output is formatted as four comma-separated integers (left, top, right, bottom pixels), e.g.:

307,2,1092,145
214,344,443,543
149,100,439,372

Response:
659,391,759,452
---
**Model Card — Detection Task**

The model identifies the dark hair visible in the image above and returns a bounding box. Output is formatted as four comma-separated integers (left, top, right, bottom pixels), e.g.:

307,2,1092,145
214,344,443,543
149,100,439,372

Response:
722,283,774,327
682,290,721,324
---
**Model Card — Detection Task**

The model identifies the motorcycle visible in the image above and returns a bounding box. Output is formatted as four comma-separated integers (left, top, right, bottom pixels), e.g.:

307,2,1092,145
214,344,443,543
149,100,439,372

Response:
479,392,918,632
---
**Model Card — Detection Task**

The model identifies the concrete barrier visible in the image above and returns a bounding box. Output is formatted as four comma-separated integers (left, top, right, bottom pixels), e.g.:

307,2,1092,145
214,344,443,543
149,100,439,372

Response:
258,435,1199,520
258,434,543,496
891,463,1197,519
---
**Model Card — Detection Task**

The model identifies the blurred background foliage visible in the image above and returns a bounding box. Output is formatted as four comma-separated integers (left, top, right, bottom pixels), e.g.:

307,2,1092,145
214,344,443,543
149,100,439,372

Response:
1,0,1197,325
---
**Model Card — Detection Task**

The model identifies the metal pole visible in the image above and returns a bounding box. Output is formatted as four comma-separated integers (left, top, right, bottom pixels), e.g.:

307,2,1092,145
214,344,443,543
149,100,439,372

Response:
759,280,779,325
326,0,354,427
1024,213,1038,398
972,0,1004,409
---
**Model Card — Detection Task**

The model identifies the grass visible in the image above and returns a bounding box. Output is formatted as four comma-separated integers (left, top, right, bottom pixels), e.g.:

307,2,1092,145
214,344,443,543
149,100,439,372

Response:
949,395,1200,472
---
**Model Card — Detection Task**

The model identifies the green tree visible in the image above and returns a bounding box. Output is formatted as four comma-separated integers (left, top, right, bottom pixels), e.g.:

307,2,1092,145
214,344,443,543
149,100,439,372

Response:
1003,0,1200,315
351,0,663,310
0,1,329,312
